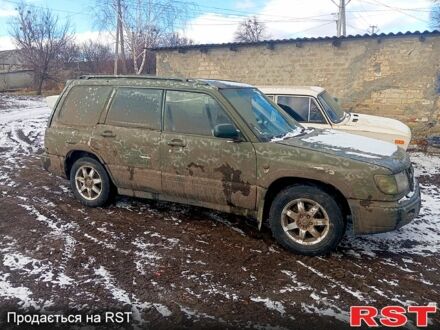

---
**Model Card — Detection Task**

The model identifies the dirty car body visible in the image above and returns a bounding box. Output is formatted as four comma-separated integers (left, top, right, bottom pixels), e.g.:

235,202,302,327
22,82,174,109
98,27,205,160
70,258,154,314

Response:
259,86,412,150
42,76,421,255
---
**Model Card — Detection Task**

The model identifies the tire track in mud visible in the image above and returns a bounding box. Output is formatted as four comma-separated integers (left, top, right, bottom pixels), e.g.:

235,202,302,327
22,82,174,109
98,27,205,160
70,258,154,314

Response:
0,94,439,328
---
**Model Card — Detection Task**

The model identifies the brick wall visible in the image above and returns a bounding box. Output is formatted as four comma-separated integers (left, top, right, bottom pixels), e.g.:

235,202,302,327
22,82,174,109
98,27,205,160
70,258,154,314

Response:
155,34,440,143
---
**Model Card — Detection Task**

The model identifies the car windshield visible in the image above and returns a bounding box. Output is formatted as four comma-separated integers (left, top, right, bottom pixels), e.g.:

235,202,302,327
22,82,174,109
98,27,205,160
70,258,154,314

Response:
220,88,303,142
318,91,346,123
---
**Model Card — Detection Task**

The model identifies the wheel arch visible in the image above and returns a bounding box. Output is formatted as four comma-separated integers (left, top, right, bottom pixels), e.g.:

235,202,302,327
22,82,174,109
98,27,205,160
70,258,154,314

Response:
64,150,116,187
258,177,351,229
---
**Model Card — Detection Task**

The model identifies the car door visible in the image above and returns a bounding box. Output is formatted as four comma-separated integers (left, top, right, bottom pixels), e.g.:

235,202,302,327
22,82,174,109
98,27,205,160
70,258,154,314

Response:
276,95,330,129
91,87,163,193
160,90,257,210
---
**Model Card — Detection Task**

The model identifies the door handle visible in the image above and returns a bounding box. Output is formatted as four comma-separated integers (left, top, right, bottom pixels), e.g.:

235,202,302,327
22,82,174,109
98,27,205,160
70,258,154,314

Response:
167,139,186,147
101,130,116,138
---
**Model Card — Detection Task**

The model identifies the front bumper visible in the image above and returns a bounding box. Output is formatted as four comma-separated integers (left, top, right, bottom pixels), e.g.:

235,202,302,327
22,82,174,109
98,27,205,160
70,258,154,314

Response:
349,181,421,235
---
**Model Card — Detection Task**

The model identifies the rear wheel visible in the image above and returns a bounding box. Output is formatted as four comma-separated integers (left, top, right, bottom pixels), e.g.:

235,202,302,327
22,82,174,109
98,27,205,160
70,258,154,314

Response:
269,185,345,255
70,157,111,207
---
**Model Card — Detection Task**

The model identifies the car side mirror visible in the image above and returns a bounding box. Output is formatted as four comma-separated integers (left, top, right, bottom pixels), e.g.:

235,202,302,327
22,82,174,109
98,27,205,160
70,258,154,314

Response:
213,124,241,141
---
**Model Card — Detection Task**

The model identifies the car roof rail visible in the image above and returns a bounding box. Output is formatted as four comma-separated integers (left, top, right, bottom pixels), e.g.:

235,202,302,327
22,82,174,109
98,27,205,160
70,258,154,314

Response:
79,75,187,82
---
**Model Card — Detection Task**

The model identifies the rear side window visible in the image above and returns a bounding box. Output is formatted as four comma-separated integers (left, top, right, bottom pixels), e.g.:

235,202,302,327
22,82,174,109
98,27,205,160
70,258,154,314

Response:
164,90,234,136
58,86,111,126
277,96,326,124
277,96,309,122
106,88,162,129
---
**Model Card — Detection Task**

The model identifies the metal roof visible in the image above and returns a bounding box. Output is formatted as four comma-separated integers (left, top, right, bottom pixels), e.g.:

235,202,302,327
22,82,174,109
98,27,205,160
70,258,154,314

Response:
152,30,440,52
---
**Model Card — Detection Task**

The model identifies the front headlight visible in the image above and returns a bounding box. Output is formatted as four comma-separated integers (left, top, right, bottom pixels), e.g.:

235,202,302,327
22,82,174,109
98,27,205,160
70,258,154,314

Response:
374,172,409,195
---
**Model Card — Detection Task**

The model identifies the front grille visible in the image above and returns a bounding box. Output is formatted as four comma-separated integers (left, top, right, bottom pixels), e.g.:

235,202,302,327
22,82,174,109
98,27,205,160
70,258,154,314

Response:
406,165,415,191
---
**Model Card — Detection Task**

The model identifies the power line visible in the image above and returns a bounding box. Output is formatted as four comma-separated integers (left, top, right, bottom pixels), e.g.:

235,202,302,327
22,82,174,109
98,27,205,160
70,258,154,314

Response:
347,8,432,13
3,0,89,16
290,21,335,37
94,0,337,21
358,0,431,24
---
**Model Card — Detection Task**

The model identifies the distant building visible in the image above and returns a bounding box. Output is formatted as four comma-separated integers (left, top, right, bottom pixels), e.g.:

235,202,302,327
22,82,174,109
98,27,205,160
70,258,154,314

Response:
0,49,33,91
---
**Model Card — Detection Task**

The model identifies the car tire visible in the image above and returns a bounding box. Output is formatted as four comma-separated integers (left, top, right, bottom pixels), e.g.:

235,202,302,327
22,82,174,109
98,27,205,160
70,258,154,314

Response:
70,157,111,207
269,184,345,256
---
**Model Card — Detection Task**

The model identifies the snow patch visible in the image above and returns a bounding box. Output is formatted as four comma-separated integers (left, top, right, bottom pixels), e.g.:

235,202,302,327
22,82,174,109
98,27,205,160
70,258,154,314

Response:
302,129,398,156
94,266,171,323
251,297,286,315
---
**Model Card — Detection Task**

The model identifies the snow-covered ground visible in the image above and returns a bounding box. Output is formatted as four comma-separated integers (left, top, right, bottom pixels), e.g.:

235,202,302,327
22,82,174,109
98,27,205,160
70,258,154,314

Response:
0,94,439,328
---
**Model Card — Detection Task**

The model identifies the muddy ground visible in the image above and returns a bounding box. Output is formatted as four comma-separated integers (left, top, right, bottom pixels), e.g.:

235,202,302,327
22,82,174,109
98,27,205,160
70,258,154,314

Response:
0,94,439,329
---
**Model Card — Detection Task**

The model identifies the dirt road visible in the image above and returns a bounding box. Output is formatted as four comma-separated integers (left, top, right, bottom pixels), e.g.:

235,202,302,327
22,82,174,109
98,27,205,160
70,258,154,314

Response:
0,94,439,329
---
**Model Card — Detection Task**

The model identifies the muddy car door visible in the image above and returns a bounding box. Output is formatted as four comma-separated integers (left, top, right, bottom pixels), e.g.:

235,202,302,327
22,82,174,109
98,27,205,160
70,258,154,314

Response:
92,87,163,193
161,90,257,210
46,85,112,157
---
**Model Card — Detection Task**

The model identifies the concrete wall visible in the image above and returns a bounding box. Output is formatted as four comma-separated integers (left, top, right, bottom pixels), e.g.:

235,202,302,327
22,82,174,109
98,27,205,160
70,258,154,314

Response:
0,70,34,91
0,50,33,91
155,34,440,142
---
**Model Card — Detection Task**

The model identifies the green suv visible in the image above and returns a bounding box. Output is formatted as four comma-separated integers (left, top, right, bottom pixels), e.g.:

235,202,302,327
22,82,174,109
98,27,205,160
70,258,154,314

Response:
43,76,421,255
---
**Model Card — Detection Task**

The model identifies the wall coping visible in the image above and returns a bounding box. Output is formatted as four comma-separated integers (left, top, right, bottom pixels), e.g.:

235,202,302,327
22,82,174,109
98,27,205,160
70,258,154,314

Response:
152,30,440,52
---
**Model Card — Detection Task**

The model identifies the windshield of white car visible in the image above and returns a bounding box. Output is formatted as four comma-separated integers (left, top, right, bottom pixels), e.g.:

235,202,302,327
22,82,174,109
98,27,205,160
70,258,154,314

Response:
318,91,346,124
220,88,303,142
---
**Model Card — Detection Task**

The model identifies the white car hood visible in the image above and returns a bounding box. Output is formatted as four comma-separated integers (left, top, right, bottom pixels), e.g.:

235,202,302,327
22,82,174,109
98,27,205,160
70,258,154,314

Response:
339,113,411,137
45,95,60,110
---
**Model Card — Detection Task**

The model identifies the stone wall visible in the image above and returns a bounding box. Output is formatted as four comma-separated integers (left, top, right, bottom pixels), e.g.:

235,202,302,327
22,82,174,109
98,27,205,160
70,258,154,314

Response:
155,33,440,143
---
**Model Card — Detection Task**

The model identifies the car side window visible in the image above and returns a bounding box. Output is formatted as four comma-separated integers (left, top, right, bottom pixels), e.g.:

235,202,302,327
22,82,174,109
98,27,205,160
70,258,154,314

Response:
106,88,162,129
309,99,326,123
164,90,234,136
277,96,326,124
58,86,112,126
277,96,309,122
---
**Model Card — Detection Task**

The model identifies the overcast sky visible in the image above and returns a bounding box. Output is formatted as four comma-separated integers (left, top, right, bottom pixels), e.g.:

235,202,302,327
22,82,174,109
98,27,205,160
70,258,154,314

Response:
0,0,436,50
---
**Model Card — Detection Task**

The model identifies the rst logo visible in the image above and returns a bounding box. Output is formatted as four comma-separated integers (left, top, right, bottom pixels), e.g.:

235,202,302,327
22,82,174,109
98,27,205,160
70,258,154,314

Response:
350,306,437,327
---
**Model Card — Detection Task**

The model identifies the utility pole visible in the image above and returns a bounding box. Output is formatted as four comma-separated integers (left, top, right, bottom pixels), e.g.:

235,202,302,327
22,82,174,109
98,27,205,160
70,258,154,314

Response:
341,0,346,37
333,0,350,37
113,0,127,74
369,25,378,34
113,0,119,75
117,0,127,74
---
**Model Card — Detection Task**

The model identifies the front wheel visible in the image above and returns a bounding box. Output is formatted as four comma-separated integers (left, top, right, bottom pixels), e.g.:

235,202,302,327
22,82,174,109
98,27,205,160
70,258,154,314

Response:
269,185,345,256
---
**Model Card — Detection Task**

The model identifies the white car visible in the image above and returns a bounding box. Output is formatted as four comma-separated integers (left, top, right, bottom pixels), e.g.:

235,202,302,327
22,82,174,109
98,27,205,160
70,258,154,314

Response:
45,95,60,109
259,86,411,150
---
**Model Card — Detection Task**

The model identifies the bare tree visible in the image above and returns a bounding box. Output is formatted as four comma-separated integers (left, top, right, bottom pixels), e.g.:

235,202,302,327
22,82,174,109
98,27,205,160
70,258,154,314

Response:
58,41,81,65
95,0,194,75
80,40,114,74
234,16,268,43
9,3,73,94
432,0,440,29
162,32,194,47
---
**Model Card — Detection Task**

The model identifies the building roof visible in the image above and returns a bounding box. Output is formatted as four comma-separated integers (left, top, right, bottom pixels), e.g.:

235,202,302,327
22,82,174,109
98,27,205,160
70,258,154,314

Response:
258,86,325,97
152,30,440,52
